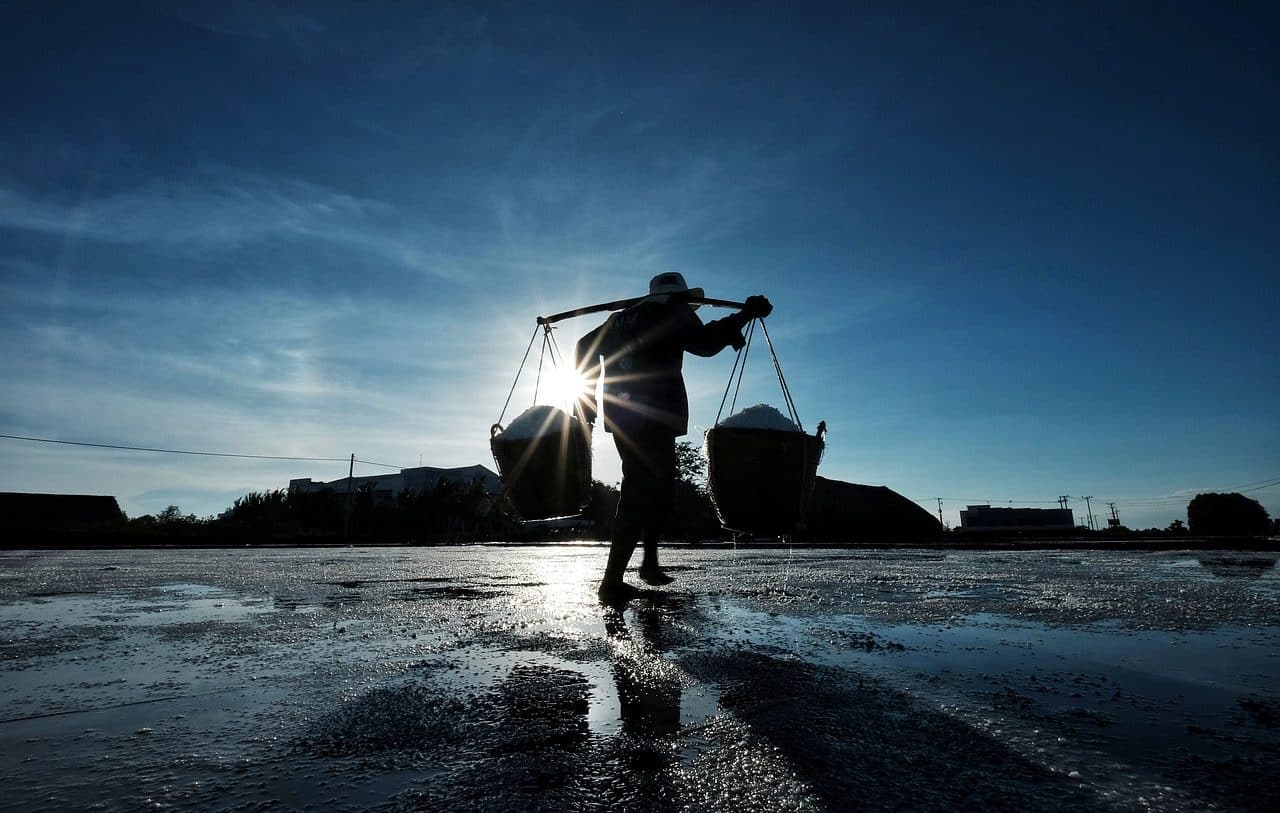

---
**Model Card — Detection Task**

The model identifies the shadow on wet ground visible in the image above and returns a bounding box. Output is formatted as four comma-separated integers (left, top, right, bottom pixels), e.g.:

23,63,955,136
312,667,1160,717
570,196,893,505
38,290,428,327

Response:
1,547,1278,811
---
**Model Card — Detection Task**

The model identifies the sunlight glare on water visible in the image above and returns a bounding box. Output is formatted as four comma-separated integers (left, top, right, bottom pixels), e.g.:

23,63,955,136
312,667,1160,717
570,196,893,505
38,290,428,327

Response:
530,548,596,616
1,547,1277,813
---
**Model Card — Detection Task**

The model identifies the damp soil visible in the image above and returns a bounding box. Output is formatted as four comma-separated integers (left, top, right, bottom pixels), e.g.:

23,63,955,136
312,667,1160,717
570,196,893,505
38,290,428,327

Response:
1,546,1277,811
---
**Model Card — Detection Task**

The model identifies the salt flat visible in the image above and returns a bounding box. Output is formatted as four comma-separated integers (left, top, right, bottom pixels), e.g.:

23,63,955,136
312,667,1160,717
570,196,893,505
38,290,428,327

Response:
1,546,1277,812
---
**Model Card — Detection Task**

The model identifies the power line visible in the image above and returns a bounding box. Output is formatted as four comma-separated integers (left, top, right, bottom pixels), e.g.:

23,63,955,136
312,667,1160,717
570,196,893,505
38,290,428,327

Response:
0,433,403,470
1110,477,1280,505
1240,478,1280,494
354,458,409,471
1222,476,1280,491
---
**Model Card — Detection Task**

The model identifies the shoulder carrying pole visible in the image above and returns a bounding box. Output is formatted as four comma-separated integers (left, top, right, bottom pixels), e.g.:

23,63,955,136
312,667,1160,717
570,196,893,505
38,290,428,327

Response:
537,295,747,326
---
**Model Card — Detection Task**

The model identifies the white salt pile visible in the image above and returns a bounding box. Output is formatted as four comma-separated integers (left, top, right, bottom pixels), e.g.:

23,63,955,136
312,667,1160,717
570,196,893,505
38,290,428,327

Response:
718,404,800,432
499,405,574,440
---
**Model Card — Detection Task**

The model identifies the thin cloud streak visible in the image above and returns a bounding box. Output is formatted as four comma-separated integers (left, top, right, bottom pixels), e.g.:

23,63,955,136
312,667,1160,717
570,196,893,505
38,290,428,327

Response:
0,178,386,248
165,2,326,43
0,175,484,287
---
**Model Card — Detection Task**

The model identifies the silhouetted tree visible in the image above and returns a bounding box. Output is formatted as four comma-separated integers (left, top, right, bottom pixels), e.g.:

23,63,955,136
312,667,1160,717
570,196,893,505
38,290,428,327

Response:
289,488,343,532
217,478,513,544
226,490,289,531
1187,492,1270,536
156,505,200,526
388,476,514,543
585,480,620,537
675,441,708,490
121,503,207,541
669,440,720,539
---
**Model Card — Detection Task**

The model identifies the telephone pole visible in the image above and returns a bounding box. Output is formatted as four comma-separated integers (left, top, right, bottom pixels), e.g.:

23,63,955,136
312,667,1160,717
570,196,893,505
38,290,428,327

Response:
1083,495,1095,531
1107,501,1120,528
937,498,945,529
343,453,355,539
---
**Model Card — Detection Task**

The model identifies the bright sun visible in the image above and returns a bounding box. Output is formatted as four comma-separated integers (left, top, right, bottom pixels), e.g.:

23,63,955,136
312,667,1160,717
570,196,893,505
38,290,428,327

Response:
543,365,590,412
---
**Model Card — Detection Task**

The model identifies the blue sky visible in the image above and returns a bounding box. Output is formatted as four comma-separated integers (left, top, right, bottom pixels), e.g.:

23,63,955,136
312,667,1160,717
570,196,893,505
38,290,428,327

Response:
2,2,1276,528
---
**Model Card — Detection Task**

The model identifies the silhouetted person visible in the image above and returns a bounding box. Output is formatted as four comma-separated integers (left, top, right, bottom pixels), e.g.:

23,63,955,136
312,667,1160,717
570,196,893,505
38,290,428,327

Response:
576,272,771,600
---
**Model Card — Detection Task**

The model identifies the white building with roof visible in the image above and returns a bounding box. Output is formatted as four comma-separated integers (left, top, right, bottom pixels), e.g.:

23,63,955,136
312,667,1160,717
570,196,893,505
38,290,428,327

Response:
289,464,501,503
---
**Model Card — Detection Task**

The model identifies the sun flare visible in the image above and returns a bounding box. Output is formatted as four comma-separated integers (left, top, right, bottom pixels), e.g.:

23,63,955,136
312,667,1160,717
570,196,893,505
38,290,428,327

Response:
542,365,590,412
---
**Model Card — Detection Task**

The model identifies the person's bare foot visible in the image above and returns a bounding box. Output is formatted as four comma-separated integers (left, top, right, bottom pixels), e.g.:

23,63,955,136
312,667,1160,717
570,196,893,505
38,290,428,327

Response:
638,566,674,586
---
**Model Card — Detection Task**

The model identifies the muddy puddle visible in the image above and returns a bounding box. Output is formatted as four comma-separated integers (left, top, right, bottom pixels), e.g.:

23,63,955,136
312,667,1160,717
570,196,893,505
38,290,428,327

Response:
1,546,1276,811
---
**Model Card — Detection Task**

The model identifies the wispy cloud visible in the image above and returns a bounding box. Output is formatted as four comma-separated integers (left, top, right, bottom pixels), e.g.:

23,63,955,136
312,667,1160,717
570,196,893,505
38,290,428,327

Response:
165,2,325,43
0,166,729,299
0,175,386,249
0,173,498,289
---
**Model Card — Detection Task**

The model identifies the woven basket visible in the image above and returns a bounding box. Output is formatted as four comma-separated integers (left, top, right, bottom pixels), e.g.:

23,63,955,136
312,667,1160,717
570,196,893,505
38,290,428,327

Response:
706,424,825,535
491,416,592,521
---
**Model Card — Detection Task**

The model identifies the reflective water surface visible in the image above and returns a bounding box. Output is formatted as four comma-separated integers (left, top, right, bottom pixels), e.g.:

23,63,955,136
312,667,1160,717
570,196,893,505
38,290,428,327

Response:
1,547,1277,811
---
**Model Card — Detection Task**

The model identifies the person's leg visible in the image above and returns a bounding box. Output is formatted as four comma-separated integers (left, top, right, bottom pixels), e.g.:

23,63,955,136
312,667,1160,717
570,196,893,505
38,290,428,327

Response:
640,526,660,570
600,517,641,596
638,526,674,585
599,430,650,598
638,432,676,586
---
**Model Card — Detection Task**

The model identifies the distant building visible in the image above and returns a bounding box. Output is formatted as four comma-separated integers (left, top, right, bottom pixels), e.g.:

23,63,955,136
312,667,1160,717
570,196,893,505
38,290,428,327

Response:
289,464,501,503
959,505,1075,533
0,492,126,531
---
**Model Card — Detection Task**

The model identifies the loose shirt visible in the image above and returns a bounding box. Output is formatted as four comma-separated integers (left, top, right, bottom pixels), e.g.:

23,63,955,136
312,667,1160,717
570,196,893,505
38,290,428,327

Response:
575,300,748,436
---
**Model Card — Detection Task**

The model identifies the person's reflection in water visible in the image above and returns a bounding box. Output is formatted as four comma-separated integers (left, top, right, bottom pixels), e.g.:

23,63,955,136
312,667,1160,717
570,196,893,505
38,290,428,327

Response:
602,600,682,737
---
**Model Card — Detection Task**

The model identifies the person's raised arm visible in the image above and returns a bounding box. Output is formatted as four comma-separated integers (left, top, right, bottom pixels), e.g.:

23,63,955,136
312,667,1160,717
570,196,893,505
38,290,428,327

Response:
680,295,773,357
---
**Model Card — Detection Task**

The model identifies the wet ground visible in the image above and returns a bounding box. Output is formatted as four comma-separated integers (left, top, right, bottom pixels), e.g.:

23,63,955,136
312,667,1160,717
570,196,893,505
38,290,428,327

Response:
2,546,1278,812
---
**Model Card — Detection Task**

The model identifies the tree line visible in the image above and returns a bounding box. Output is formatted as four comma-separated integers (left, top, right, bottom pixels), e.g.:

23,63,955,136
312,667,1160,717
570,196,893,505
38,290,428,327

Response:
123,441,723,545
20,455,1271,546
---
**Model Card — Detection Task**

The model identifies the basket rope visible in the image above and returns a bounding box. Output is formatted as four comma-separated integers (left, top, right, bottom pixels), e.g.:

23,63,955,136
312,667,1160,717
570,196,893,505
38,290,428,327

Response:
714,317,803,432
533,329,549,404
715,322,747,424
759,319,802,431
497,322,577,430
496,324,542,429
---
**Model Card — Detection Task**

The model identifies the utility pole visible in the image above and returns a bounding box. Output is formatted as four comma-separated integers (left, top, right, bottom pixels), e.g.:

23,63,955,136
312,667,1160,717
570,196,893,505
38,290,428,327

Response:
343,453,355,539
937,498,945,530
1107,501,1120,528
1083,495,1095,531
1058,496,1075,528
